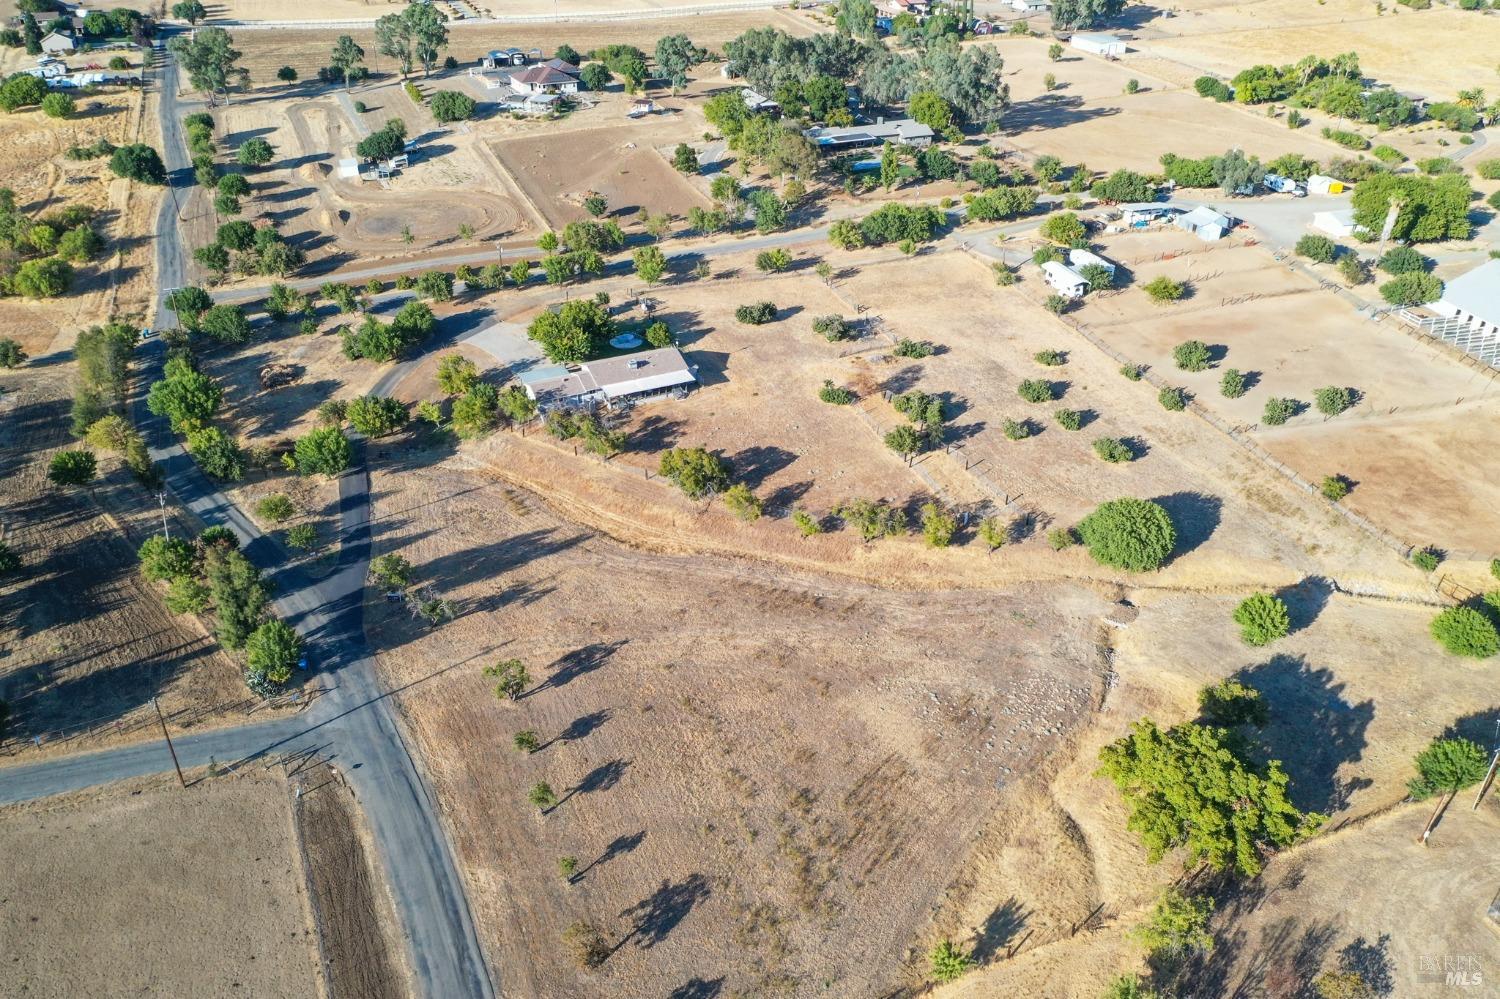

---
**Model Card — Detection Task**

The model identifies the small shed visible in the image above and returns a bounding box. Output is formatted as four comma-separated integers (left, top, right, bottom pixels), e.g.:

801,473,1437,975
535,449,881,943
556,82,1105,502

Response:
40,30,76,53
1305,174,1346,196
1042,261,1088,298
336,157,360,179
1071,32,1125,57
1175,205,1232,242
1068,247,1116,277
1011,0,1050,10
1312,210,1357,238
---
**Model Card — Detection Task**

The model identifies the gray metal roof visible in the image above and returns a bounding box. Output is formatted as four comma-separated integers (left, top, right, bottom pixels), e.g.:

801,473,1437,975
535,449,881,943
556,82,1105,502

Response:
1441,259,1500,326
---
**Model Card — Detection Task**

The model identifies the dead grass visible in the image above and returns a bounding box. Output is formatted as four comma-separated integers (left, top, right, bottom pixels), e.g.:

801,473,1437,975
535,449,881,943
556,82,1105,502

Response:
366,459,1108,996
0,773,324,997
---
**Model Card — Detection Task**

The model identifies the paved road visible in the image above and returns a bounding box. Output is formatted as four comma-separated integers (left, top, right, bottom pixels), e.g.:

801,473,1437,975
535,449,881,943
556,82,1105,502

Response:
0,47,497,999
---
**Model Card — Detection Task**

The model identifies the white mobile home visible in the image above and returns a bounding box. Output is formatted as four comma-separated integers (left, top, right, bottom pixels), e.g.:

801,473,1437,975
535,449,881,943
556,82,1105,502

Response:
1042,261,1088,298
1067,248,1116,277
520,347,697,410
1071,33,1125,57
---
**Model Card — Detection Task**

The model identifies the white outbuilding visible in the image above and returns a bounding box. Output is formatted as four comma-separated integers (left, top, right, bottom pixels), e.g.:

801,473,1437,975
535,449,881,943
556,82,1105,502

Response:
1305,174,1347,196
39,30,76,54
1175,205,1232,242
1433,259,1500,334
1312,210,1357,238
1042,261,1089,298
1070,32,1125,57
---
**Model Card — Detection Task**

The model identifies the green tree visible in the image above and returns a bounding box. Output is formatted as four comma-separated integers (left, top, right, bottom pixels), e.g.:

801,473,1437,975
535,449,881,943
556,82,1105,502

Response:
1220,368,1246,398
755,248,791,274
928,939,973,983
1429,606,1499,658
920,502,957,548
202,544,268,650
47,447,96,486
1197,678,1269,727
346,395,408,437
1295,234,1337,263
1097,718,1323,876
1380,272,1442,307
672,142,698,174
1232,592,1290,646
1144,275,1185,303
285,523,317,551
40,92,74,119
256,493,296,523
169,27,245,103
139,535,198,581
329,34,366,90
430,89,477,122
723,483,762,522
1172,339,1211,371
187,426,244,481
0,338,26,368
370,552,414,590
514,730,540,754
293,425,352,477
450,383,498,439
12,256,73,298
1314,385,1353,417
172,0,208,23
1076,497,1175,572
1408,737,1488,800
246,619,302,686
528,781,558,811
237,136,274,167
633,244,667,286
659,447,729,499
485,658,530,700
436,353,479,396
907,90,954,132
527,299,615,363
1132,887,1215,961
1040,211,1085,245
885,423,922,459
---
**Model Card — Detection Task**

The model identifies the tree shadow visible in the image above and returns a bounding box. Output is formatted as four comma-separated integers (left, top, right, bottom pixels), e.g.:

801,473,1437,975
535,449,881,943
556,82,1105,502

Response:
1274,575,1334,634
971,896,1029,964
573,828,646,884
669,977,725,999
528,639,628,697
1151,491,1222,561
728,444,798,489
763,478,813,512
1235,653,1374,814
540,707,611,750
1188,915,1338,999
617,873,712,950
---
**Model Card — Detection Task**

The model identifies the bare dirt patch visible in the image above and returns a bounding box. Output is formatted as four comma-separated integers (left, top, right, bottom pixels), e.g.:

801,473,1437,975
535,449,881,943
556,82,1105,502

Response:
296,768,412,999
0,773,324,998
490,124,712,228
1067,229,1500,556
366,460,1108,997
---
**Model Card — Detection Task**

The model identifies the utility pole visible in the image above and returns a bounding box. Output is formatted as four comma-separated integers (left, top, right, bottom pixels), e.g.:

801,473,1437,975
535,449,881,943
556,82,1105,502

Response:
154,697,186,788
156,491,170,539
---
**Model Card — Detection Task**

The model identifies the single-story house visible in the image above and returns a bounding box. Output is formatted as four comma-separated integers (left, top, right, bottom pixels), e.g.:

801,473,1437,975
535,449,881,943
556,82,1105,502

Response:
1175,205,1232,242
483,48,528,68
509,64,578,95
1071,32,1125,57
540,57,581,78
1312,209,1358,238
1119,203,1180,227
1042,261,1089,298
626,98,657,118
520,347,697,410
40,30,76,54
1432,259,1500,333
1305,174,1346,196
875,0,930,17
742,88,780,114
803,117,933,152
1068,247,1116,277
1011,0,1050,11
